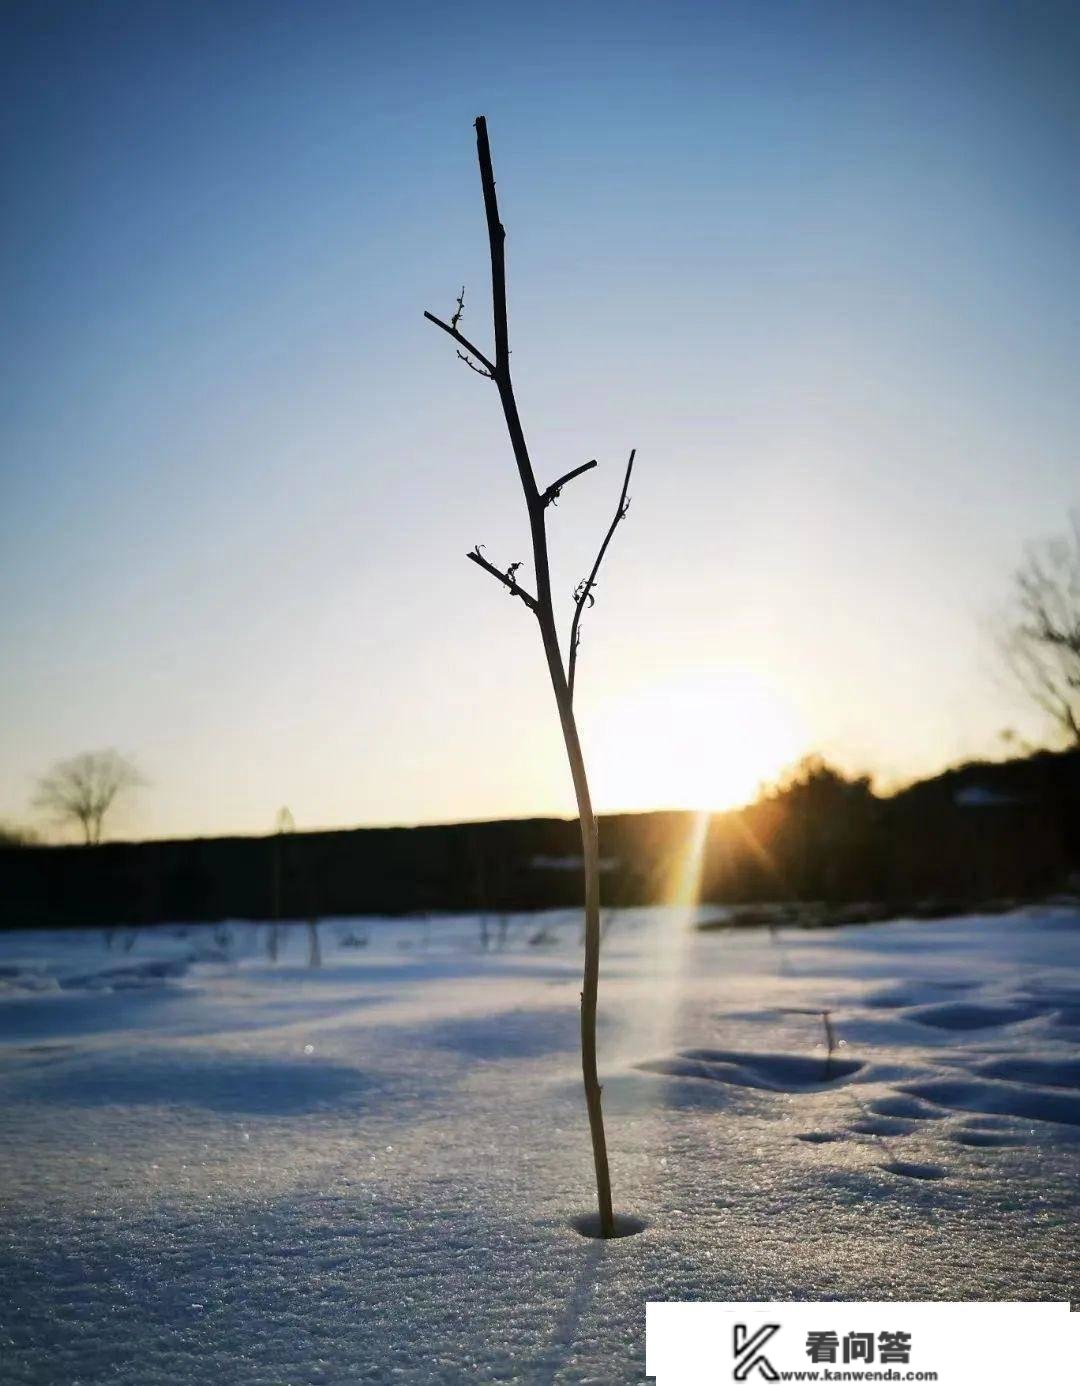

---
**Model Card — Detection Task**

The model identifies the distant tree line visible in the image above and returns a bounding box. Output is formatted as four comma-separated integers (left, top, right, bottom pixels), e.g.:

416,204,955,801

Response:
2,748,1078,930
698,751,1079,908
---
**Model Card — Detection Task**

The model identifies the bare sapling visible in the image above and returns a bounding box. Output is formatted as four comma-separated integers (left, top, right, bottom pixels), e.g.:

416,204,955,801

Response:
425,116,637,1237
822,1008,837,1079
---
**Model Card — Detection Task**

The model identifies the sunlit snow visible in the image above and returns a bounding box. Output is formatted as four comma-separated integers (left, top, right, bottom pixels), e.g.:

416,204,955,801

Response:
1,905,1077,1382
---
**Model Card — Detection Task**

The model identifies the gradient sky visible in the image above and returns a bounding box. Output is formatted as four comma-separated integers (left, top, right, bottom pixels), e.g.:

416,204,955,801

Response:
2,1,1079,841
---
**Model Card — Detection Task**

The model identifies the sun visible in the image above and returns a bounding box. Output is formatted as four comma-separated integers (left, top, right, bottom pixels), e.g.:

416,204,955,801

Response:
581,666,806,813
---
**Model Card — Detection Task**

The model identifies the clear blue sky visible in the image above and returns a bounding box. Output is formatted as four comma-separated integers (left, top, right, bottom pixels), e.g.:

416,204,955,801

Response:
2,1,1078,840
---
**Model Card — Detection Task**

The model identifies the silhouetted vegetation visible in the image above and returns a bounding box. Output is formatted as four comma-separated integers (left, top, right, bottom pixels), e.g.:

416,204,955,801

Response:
3,748,1078,931
1000,514,1080,745
425,116,635,1235
696,748,1080,911
0,821,38,848
33,750,143,845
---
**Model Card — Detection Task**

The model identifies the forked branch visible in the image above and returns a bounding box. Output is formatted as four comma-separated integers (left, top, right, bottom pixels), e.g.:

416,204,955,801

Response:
567,449,636,702
423,310,497,379
456,349,494,378
466,546,538,612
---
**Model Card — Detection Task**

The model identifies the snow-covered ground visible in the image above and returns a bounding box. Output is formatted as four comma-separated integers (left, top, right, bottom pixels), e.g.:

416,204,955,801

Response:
1,904,1077,1383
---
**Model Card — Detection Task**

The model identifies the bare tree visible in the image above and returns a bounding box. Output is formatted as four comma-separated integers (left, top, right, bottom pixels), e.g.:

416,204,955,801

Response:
33,750,143,845
1002,515,1080,745
425,117,637,1237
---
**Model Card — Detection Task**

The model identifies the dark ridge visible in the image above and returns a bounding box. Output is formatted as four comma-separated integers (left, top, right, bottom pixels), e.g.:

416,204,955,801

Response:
2,748,1078,929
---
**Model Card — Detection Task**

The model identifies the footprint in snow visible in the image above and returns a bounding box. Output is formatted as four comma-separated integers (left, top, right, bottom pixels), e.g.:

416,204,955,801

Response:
882,1160,947,1181
636,1048,863,1093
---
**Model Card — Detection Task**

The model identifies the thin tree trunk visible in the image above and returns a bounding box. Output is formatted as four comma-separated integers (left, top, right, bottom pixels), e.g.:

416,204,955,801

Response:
532,598,613,1233
474,117,613,1235
425,116,628,1236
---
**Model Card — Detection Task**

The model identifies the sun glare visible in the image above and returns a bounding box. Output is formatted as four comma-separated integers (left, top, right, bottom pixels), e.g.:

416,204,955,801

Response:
584,667,806,813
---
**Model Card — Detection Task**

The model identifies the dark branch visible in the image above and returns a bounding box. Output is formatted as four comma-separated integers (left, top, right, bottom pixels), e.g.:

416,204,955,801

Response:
542,459,598,508
423,310,497,378
456,349,494,379
567,449,636,703
466,546,538,613
475,117,510,375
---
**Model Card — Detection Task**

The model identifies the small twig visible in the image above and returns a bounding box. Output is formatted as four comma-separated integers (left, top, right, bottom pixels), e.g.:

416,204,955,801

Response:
451,286,466,330
435,116,620,1237
542,459,598,508
567,449,636,702
466,546,538,612
423,310,498,379
456,349,494,378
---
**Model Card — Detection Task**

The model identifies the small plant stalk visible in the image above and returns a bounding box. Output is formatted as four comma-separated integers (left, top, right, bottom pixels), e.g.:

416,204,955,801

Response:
425,117,636,1236
822,1009,837,1079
